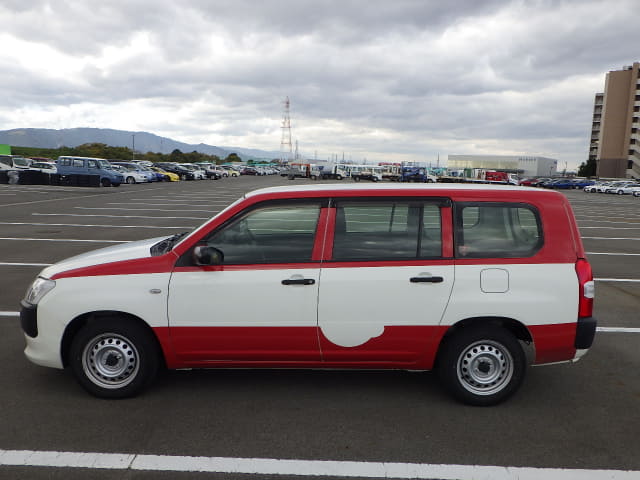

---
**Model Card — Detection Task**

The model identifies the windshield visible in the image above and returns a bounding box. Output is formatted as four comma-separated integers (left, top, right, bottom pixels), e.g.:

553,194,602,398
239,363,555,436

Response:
97,160,111,169
14,158,31,167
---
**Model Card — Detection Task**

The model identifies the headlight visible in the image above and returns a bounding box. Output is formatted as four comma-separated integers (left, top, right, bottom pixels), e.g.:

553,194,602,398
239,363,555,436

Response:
24,277,56,305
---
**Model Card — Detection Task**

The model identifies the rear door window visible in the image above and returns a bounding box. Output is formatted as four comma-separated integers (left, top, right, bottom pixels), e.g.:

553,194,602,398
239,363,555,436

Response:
455,203,542,258
331,200,443,260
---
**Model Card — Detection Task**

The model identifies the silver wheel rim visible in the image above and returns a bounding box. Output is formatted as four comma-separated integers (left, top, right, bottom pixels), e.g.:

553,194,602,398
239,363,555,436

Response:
456,340,514,396
81,333,140,389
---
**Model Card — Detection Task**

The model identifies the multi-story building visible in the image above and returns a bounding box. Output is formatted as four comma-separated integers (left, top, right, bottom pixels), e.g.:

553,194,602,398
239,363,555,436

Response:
592,62,640,178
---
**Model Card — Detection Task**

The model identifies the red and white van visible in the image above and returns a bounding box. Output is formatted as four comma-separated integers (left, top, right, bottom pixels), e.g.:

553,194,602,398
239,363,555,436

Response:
20,184,596,405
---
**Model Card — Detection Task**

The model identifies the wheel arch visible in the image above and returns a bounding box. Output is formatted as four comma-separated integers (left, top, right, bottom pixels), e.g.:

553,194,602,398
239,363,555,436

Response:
437,316,535,366
61,310,165,369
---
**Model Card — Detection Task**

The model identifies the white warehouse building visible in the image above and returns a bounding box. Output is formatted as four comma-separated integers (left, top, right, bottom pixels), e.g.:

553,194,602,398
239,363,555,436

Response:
447,155,558,177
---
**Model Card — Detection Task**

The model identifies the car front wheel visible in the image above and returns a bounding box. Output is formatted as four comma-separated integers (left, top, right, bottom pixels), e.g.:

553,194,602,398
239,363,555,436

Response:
437,326,526,406
69,318,161,398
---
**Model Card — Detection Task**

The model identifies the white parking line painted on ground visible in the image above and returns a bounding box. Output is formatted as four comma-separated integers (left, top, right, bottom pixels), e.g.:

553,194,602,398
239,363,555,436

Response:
0,237,128,243
595,278,640,283
599,327,640,333
580,227,640,230
106,202,229,206
0,186,171,207
75,207,217,212
0,222,191,229
587,252,640,256
582,237,640,240
577,220,640,225
0,262,52,267
32,213,208,220
0,449,638,479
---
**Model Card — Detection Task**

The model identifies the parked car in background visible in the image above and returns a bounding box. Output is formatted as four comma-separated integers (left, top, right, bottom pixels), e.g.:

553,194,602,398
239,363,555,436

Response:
138,164,166,182
524,177,552,187
111,162,153,184
241,166,260,175
56,156,123,187
221,166,240,177
605,181,640,195
0,155,31,172
596,181,618,193
570,179,595,189
150,166,179,182
28,161,57,174
155,163,195,180
111,164,148,184
178,164,206,180
583,182,605,193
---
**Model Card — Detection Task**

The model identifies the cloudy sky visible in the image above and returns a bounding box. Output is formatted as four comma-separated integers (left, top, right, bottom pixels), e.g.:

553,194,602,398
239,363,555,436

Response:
1,0,638,168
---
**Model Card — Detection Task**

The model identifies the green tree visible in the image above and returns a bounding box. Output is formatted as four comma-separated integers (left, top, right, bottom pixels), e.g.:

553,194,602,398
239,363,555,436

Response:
169,149,185,162
224,153,242,163
578,158,597,177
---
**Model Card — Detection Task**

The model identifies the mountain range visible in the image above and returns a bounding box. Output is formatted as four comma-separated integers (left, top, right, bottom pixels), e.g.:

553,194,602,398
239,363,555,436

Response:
0,128,282,161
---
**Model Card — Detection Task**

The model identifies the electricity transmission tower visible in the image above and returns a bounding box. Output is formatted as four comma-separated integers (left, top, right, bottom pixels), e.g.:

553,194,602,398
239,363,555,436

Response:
280,97,292,164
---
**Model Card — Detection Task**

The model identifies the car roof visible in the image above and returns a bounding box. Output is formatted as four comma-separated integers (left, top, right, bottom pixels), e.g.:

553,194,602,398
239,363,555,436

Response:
244,183,551,199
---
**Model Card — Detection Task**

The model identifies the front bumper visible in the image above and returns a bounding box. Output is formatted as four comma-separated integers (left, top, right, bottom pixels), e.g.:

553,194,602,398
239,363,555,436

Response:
20,300,38,338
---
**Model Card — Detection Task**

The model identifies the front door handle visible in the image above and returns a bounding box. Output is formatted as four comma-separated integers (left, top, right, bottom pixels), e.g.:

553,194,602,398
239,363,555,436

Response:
282,278,316,286
410,276,444,283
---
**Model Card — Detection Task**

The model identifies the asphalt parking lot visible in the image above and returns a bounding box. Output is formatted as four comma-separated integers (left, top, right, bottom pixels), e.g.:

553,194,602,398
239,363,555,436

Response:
0,178,639,480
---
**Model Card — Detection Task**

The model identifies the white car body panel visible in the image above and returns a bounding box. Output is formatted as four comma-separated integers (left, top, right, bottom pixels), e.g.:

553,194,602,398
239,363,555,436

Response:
168,268,320,328
37,236,169,280
25,273,171,368
317,265,454,347
442,263,578,327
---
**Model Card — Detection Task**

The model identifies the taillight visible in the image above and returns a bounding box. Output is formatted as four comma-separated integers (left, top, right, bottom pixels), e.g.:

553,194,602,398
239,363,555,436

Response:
575,259,594,318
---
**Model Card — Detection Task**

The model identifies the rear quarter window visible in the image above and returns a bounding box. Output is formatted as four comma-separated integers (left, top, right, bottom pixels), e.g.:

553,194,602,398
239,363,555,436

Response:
455,202,542,258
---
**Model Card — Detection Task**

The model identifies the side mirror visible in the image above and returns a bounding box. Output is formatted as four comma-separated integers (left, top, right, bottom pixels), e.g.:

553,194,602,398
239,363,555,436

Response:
192,245,224,266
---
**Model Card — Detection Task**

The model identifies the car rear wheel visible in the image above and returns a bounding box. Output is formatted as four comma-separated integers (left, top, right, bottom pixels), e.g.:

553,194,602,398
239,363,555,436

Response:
437,326,526,406
69,318,161,399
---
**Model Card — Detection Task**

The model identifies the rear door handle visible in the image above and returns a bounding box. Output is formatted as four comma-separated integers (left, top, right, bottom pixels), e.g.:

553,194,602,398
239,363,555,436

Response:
410,276,444,283
282,278,316,286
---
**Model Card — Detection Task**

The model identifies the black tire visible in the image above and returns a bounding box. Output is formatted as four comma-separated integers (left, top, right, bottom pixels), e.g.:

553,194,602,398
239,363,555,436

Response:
69,317,161,399
437,326,526,406
336,175,343,180
100,178,111,187
126,176,135,184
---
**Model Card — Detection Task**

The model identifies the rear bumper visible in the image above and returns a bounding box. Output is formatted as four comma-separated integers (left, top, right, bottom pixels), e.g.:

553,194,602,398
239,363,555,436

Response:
575,316,597,349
